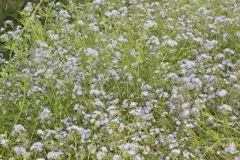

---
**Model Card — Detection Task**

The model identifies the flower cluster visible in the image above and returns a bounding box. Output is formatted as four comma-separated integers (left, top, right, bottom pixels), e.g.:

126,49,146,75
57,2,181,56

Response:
0,0,240,159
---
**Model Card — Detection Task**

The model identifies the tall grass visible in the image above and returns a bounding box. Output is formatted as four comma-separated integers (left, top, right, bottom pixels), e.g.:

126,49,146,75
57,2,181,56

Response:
0,0,240,159
0,0,29,26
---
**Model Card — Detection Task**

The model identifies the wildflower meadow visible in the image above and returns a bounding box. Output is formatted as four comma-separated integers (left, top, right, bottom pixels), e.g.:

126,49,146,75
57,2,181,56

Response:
0,0,240,159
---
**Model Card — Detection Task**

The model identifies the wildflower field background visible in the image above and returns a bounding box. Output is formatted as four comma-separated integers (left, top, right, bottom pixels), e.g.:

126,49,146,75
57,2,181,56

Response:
0,0,240,159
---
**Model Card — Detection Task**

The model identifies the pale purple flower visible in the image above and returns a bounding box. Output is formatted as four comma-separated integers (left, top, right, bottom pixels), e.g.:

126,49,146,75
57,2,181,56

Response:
86,48,98,57
165,39,178,47
40,108,52,121
216,89,228,97
225,142,237,154
30,142,43,152
13,146,26,155
206,40,218,50
13,124,26,135
97,151,105,160
47,151,63,160
218,104,232,112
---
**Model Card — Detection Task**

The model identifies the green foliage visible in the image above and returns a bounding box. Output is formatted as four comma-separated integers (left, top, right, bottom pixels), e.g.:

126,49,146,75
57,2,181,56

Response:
0,0,25,25
0,0,240,159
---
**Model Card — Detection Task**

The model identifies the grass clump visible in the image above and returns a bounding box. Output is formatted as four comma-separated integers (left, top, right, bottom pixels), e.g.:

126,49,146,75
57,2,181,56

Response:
0,0,240,159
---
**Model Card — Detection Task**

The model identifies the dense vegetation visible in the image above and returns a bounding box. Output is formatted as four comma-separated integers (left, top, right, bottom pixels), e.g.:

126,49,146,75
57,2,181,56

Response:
0,0,29,26
0,0,240,159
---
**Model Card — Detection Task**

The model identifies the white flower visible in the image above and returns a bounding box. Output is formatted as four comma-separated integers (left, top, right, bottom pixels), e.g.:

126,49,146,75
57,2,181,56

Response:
111,10,119,16
113,154,121,160
13,124,26,135
119,143,138,155
94,98,104,107
4,20,13,26
73,84,83,96
223,48,235,55
229,75,238,82
86,48,98,57
24,2,33,14
37,129,45,136
141,91,149,97
218,104,232,112
74,104,84,111
160,11,167,18
216,89,228,97
234,157,240,160
1,139,8,147
30,142,43,152
100,146,108,152
118,123,125,132
183,151,190,159
193,37,203,45
59,10,70,19
182,109,190,117
125,73,133,81
88,23,100,31
206,40,218,50
47,151,63,160
97,151,105,160
77,20,85,26
169,143,175,149
13,146,26,155
35,48,45,57
225,142,237,154
215,53,225,59
40,108,52,121
93,0,105,5
164,39,178,47
171,149,181,154
130,102,137,107
109,69,120,80
148,35,160,45
134,155,144,160
105,10,119,17
118,35,128,42
144,20,157,29
36,40,49,48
